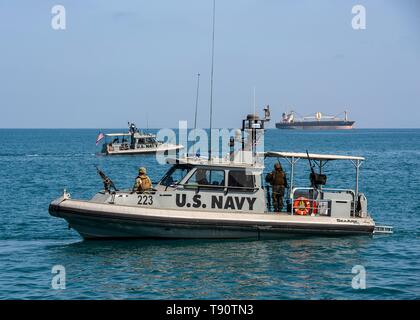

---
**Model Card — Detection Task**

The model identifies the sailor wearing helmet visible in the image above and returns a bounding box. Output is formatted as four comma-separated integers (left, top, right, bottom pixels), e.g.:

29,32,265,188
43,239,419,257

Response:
133,167,152,192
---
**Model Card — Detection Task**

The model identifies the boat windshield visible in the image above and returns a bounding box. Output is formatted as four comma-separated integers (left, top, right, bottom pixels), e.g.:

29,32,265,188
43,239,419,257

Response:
137,137,157,144
159,164,192,187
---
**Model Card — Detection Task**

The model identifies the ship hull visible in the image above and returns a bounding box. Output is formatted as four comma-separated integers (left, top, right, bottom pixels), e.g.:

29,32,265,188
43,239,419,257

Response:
104,144,183,155
276,120,355,130
49,198,375,239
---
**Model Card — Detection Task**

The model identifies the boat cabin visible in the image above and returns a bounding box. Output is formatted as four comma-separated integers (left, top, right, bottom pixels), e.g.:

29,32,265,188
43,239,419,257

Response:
104,150,368,221
152,156,266,213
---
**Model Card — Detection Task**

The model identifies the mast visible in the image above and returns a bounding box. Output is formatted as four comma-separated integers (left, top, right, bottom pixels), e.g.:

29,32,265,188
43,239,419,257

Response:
253,86,256,116
208,0,216,160
194,73,200,130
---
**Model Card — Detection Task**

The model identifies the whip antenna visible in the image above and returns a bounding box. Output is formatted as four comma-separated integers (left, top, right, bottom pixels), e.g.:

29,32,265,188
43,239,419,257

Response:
208,0,216,160
194,73,200,130
192,73,201,156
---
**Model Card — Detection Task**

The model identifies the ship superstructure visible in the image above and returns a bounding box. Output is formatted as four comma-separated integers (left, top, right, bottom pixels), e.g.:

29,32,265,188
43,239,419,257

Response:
276,111,355,130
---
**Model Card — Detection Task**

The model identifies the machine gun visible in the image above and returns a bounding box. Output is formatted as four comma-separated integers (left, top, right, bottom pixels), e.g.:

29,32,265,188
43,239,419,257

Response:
306,150,327,189
95,165,118,192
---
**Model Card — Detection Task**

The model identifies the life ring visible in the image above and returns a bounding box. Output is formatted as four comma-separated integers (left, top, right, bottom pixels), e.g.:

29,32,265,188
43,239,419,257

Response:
293,197,311,215
293,197,318,215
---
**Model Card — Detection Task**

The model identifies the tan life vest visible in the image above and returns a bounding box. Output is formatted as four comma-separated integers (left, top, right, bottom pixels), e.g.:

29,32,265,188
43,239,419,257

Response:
136,175,152,191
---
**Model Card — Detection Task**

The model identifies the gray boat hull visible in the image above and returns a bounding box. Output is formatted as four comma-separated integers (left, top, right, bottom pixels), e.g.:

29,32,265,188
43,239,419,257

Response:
49,198,375,239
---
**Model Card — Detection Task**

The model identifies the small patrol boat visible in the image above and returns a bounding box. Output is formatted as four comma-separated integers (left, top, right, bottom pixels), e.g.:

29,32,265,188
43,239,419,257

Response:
100,122,183,155
49,112,392,239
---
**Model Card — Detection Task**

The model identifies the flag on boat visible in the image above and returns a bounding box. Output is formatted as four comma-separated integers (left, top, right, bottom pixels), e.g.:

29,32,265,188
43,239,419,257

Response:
96,132,104,145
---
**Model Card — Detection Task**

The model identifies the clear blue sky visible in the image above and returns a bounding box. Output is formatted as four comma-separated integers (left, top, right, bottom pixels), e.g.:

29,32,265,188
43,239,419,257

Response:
0,0,419,128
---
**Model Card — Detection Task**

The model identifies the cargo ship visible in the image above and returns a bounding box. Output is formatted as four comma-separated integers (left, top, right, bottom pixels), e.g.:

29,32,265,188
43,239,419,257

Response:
276,111,355,130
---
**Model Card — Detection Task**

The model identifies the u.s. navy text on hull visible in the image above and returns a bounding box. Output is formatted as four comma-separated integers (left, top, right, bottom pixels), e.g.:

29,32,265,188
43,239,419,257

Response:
175,194,257,211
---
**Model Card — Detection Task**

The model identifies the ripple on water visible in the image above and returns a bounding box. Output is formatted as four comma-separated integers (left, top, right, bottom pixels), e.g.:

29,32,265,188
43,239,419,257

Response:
0,129,419,299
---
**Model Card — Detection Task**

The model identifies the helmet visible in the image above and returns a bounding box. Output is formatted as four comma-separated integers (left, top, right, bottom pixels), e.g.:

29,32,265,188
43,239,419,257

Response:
138,167,147,174
274,163,282,170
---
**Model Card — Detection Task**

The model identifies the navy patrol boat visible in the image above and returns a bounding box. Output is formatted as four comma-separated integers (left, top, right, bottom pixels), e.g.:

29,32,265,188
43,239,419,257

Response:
49,110,392,239
101,122,183,155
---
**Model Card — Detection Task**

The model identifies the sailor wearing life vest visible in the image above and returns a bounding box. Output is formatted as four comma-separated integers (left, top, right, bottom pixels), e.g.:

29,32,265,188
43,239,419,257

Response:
133,167,152,192
267,162,288,212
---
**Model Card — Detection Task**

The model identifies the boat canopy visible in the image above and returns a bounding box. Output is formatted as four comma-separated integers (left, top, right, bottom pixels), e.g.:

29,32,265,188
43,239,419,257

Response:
105,133,131,137
263,151,364,161
105,133,156,138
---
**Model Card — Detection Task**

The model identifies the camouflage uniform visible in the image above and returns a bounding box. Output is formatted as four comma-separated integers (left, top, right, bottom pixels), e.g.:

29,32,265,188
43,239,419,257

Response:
270,163,288,212
133,167,152,192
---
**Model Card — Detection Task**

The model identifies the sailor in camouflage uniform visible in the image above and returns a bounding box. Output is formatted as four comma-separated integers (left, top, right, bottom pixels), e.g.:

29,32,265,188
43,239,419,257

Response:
268,163,288,212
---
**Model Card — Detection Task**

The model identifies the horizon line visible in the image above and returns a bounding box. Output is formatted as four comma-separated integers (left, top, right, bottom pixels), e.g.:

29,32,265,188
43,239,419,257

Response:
0,127,419,130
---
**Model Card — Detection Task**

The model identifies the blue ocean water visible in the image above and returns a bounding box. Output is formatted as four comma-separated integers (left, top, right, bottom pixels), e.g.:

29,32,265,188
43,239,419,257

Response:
0,128,419,299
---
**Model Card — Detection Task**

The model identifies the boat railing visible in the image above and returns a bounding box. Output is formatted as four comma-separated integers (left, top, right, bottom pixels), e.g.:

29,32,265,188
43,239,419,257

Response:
178,183,259,193
106,189,158,195
107,142,130,150
290,187,356,216
264,185,357,214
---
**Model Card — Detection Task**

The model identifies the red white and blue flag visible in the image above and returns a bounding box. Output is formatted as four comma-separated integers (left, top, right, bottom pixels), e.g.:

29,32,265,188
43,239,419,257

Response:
96,132,104,145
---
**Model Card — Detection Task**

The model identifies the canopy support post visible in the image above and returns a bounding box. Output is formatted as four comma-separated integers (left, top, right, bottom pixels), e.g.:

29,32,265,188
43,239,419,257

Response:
350,159,363,216
281,156,299,214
